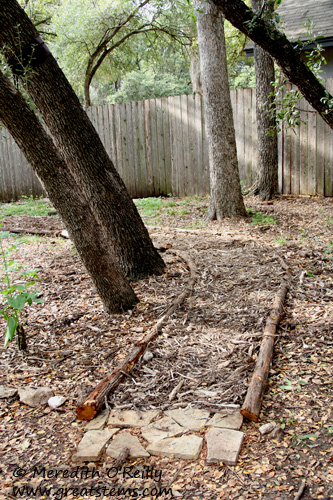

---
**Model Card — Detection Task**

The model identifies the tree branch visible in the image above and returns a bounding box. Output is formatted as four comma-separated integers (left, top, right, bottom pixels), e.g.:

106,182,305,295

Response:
210,0,333,128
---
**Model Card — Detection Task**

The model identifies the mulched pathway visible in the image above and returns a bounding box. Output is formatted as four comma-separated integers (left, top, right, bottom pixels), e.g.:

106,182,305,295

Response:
0,196,332,499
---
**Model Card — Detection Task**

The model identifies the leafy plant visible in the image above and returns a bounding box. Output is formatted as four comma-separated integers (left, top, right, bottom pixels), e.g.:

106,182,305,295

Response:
292,433,319,446
266,20,330,136
280,379,307,393
0,226,43,350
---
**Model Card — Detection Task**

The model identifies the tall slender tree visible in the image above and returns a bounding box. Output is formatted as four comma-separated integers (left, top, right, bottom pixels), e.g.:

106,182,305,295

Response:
195,0,247,219
0,0,165,284
251,0,278,200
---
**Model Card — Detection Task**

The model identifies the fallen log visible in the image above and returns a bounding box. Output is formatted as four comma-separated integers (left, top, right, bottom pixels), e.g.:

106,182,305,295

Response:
241,281,289,422
76,250,197,420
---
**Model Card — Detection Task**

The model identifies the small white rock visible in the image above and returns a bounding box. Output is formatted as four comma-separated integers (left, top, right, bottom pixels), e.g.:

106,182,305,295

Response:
143,350,153,362
48,396,66,409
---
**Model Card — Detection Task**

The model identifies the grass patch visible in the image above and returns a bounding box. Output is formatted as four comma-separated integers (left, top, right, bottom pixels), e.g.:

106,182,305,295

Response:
249,211,277,225
14,235,46,244
276,236,287,245
0,196,51,217
134,196,207,225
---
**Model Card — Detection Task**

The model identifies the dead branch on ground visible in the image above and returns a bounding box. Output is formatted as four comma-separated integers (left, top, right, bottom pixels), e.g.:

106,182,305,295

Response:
76,250,197,420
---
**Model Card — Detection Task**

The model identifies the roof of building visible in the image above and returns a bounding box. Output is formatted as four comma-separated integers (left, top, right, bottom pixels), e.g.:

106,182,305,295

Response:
244,0,333,56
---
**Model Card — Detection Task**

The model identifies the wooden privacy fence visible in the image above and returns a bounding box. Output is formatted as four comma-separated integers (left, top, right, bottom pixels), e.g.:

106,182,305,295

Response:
0,79,332,202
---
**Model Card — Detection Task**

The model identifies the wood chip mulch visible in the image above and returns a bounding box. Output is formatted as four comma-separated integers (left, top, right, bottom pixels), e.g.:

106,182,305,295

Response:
0,195,332,500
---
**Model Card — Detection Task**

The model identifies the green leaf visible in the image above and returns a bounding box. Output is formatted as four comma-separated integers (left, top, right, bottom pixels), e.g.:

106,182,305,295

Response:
4,316,18,347
297,433,319,441
32,297,43,304
8,295,26,311
13,284,28,291
0,231,10,239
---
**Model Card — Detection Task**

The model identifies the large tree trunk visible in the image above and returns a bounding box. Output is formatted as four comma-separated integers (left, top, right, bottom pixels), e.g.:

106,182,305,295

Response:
251,0,278,201
0,70,138,313
0,0,165,282
210,0,333,129
195,0,246,219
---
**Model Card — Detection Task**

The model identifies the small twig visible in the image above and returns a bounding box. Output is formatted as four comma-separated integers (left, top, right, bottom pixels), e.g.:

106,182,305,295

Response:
226,465,245,485
167,466,184,488
294,481,306,500
168,380,184,401
299,270,307,285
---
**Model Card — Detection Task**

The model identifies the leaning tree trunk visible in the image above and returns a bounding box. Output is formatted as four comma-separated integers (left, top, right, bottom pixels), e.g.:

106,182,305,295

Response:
0,70,138,313
251,0,278,201
195,0,247,219
210,0,333,129
0,0,165,282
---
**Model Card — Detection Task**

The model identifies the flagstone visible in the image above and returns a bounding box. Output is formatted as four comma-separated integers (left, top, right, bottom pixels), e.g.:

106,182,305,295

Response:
147,435,203,460
206,428,244,465
165,408,210,430
108,410,159,428
106,432,150,459
141,416,185,443
72,428,119,462
207,410,243,430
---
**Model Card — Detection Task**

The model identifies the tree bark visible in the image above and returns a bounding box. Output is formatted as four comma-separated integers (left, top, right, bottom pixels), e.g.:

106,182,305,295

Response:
210,0,333,129
0,70,138,313
195,0,247,219
0,0,165,282
251,0,278,201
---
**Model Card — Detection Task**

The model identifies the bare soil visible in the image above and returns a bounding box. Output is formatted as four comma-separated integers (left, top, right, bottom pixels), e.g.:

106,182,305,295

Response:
0,195,332,500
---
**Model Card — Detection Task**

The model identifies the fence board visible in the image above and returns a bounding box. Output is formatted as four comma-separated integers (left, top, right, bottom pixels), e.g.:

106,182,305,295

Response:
307,106,317,195
1,80,332,201
150,99,160,196
126,101,135,196
316,106,325,196
299,110,309,195
187,94,198,196
291,125,300,196
161,97,172,195
324,79,333,197
181,95,190,196
143,100,154,194
155,98,166,195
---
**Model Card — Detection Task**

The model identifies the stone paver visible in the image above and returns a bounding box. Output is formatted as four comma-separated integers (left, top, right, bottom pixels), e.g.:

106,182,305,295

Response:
18,387,54,407
205,428,244,465
106,432,150,459
0,385,17,398
147,435,203,460
141,416,185,443
85,409,109,430
165,408,210,430
207,410,243,430
72,428,119,462
108,410,159,428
